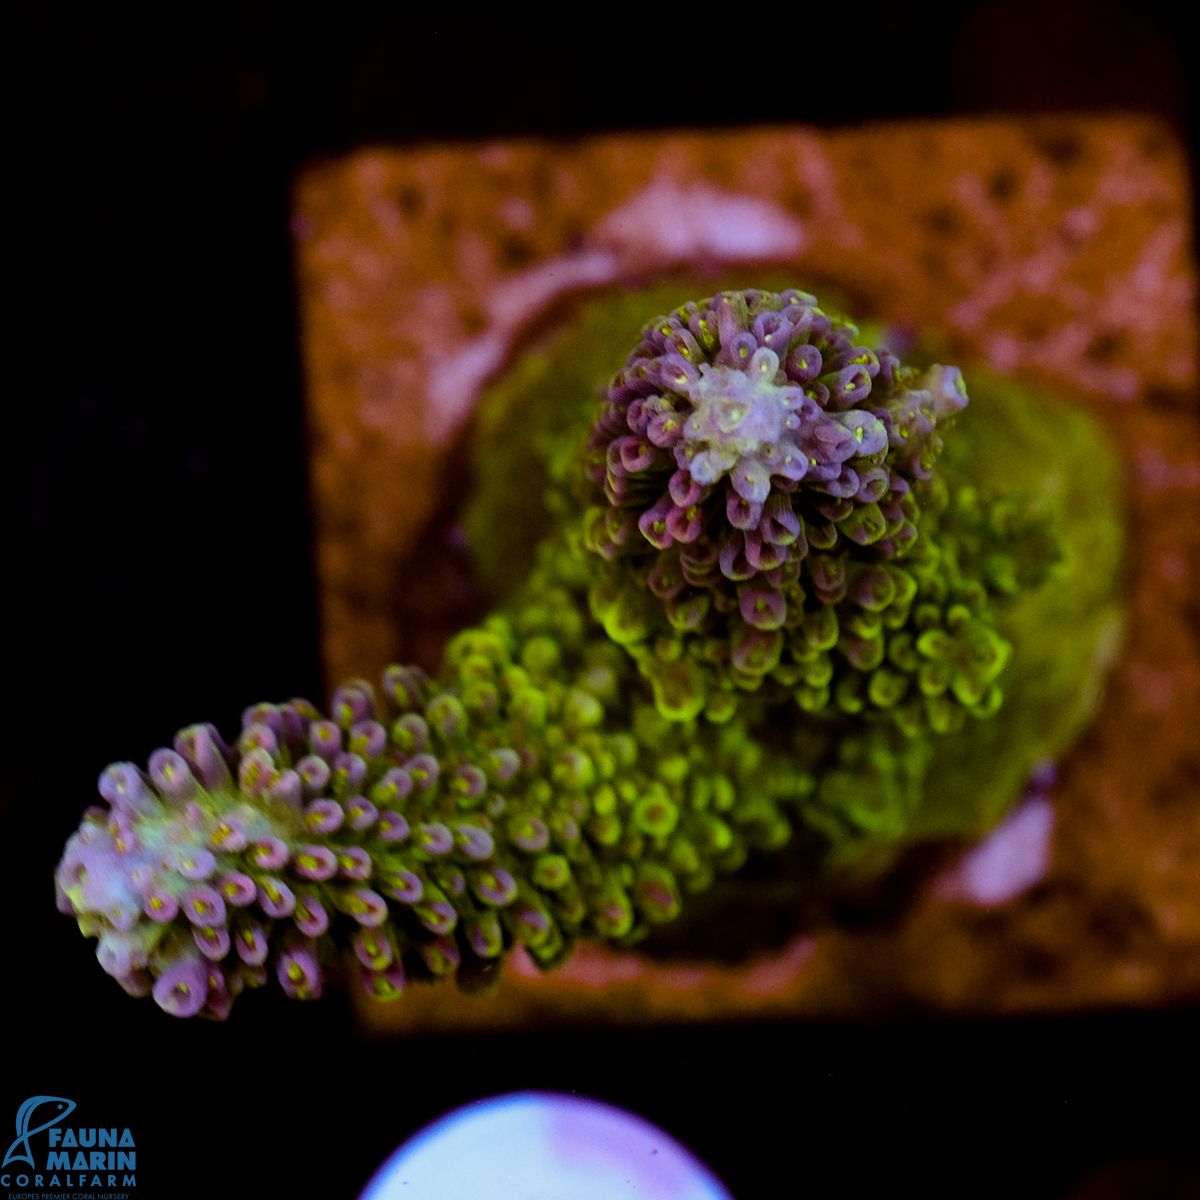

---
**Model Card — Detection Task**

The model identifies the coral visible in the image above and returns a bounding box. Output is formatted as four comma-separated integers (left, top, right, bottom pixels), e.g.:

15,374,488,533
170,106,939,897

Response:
56,639,823,1019
55,285,1123,1018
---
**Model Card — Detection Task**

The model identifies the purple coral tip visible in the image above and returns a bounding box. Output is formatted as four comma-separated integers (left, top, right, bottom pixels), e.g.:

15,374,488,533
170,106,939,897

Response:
267,768,302,809
360,961,406,1000
181,885,226,926
152,957,209,1019
415,894,457,935
98,763,157,816
242,702,283,736
147,748,198,804
417,936,461,975
372,767,413,807
204,985,236,1021
331,679,377,728
97,933,134,979
308,720,343,761
472,865,518,907
174,724,233,791
349,719,387,759
238,722,279,760
927,364,968,417
406,753,440,791
338,846,373,880
238,747,277,798
378,811,411,843
451,764,488,800
469,912,504,958
343,888,389,927
144,889,178,922
509,816,549,853
277,941,323,1000
333,752,368,795
251,837,289,870
209,816,248,853
294,893,331,937
293,844,338,881
296,754,331,796
175,848,217,881
256,877,296,918
345,796,379,831
304,798,345,835
382,869,423,905
383,664,427,713
234,917,270,965
193,924,232,961
454,824,495,861
487,748,521,783
738,582,787,631
416,822,454,856
352,927,394,971
116,969,154,998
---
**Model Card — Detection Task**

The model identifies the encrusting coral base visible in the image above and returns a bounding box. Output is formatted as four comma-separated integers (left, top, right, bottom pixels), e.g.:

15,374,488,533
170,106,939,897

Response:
55,286,1123,1019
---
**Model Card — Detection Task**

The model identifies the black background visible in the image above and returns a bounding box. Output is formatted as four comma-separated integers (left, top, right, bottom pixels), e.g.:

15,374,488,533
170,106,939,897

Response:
3,3,1198,1197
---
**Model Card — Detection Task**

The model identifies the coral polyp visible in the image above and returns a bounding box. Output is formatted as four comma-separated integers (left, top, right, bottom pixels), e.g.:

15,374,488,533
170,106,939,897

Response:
56,285,1112,1020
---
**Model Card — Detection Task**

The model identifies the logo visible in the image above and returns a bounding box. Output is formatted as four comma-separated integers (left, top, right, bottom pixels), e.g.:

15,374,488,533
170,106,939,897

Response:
3,1097,76,1170
1,1095,137,1193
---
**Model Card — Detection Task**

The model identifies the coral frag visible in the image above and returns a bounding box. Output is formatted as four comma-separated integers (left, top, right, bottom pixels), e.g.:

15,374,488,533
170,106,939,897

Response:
56,288,1062,1018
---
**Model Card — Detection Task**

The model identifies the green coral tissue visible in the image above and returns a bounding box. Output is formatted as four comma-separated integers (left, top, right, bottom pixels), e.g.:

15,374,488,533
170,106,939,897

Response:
55,285,1124,1019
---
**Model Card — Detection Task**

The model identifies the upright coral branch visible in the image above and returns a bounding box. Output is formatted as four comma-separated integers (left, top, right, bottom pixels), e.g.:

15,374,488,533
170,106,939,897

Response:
578,287,1005,734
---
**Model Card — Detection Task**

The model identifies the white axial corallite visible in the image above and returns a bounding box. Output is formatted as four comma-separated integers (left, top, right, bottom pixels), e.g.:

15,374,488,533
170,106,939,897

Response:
676,348,812,503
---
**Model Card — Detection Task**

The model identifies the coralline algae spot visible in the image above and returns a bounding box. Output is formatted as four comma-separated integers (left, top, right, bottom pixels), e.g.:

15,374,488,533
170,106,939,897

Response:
1159,553,1188,583
358,1092,733,1200
499,195,536,232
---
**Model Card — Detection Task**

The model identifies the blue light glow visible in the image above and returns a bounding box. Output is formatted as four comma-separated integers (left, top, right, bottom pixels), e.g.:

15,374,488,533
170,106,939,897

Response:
359,1091,734,1200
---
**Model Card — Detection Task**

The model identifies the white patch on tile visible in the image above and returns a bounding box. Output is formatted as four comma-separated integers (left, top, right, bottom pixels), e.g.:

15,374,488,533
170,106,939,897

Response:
421,178,804,446
424,251,620,443
933,795,1056,907
424,330,510,444
484,251,620,329
591,176,805,263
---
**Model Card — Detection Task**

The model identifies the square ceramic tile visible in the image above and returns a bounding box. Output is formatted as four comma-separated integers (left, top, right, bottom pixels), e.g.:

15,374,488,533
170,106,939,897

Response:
291,117,1200,1031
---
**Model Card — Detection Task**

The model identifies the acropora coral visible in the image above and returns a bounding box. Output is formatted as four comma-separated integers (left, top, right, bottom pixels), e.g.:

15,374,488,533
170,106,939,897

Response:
55,285,1121,1018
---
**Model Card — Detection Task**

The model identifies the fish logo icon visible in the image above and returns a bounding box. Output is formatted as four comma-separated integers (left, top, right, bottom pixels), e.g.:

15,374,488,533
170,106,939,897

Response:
2,1096,76,1170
